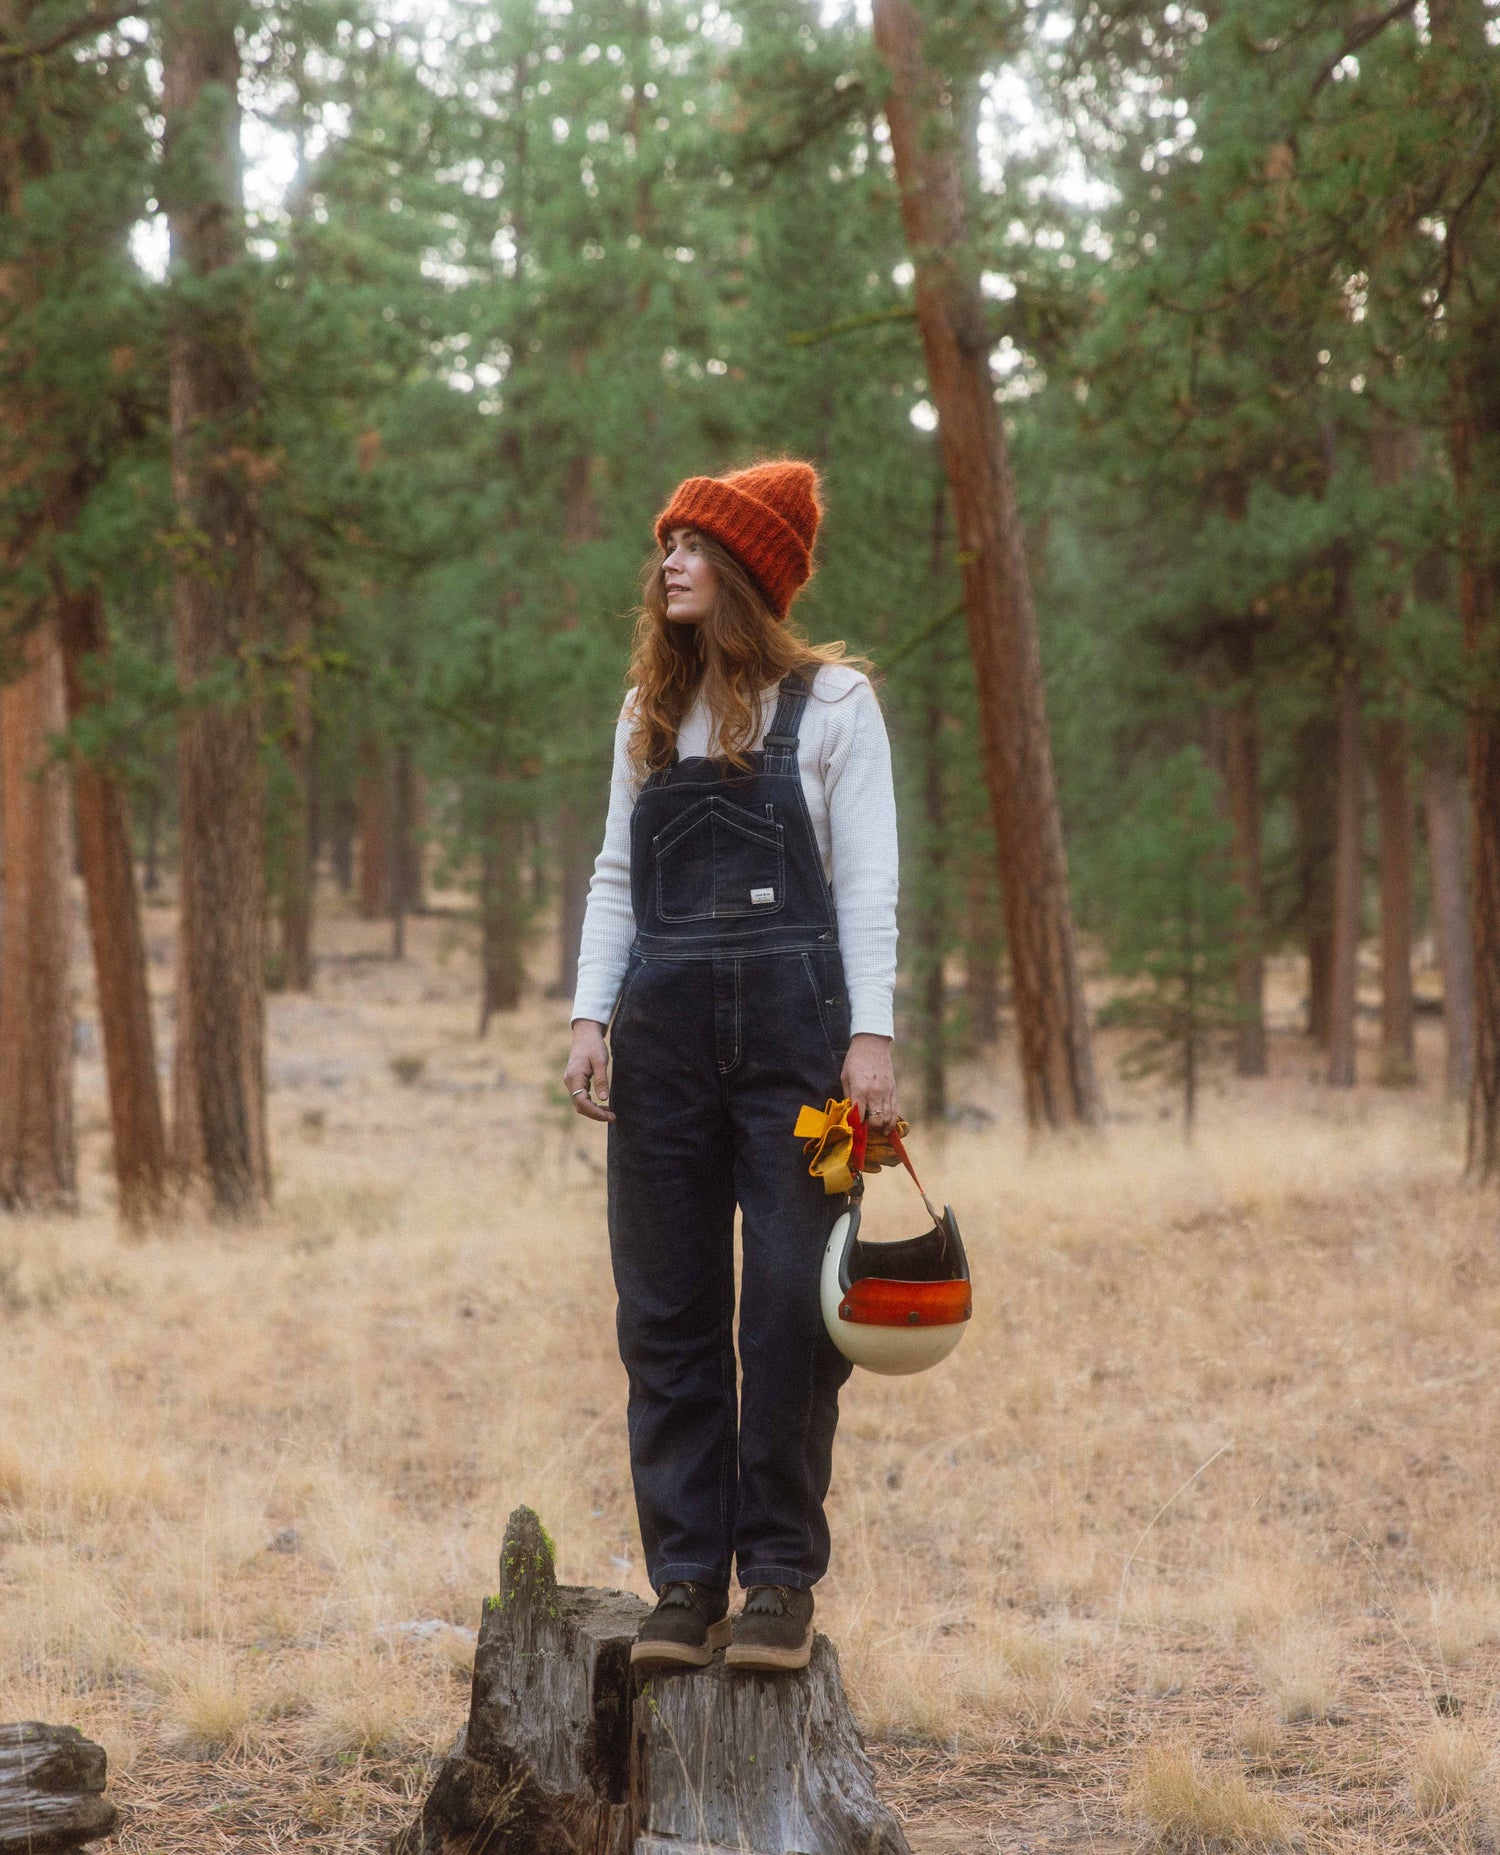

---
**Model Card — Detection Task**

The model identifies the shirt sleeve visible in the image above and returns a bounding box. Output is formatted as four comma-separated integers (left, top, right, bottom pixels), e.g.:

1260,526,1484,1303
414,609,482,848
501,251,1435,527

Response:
822,674,899,1039
571,696,640,1027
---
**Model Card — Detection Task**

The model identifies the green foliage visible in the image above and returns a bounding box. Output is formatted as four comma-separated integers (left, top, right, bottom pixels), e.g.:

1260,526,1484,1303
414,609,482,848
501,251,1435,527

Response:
1101,750,1245,1135
4,0,1491,1065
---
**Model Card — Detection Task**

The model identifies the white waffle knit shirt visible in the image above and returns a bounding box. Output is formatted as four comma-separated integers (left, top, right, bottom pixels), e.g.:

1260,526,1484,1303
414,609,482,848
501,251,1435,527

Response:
572,663,899,1038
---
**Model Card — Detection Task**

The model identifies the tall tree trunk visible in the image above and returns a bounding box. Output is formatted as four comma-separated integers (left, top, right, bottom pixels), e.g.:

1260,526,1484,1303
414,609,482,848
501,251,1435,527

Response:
1374,716,1417,1085
1450,427,1500,1176
163,0,269,1216
389,742,413,959
57,581,169,1226
873,0,1099,1130
391,746,422,927
551,440,603,1003
479,789,525,1035
1434,0,1500,1175
278,565,315,991
356,737,387,921
1327,645,1364,1089
963,853,1002,1049
0,618,76,1210
1293,713,1338,1044
1369,419,1419,1088
553,805,592,1002
330,791,355,894
1423,743,1475,1101
1182,922,1198,1139
1219,677,1267,1076
142,774,163,895
914,475,949,1124
0,37,76,1211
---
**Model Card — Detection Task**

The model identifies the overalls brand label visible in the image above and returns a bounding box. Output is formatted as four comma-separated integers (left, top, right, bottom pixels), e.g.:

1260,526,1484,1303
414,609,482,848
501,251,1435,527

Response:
751,887,776,905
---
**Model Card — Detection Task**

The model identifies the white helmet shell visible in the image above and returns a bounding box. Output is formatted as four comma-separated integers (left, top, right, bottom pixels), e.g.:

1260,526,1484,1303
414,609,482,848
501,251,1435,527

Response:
820,1200,971,1376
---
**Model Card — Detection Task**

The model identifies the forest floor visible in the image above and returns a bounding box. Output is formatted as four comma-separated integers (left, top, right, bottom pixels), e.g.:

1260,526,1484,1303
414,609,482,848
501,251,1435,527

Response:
2,886,1498,1853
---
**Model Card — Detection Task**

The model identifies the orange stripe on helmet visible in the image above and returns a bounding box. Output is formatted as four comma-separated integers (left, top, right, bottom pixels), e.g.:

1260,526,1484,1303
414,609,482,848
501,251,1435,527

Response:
837,1278,973,1328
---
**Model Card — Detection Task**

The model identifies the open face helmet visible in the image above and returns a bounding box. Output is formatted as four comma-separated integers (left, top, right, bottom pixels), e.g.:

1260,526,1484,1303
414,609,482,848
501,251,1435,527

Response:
818,1157,972,1377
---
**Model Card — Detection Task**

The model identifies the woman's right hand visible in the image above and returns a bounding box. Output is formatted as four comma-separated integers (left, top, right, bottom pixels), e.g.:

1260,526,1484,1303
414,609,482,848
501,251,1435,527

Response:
565,1020,615,1123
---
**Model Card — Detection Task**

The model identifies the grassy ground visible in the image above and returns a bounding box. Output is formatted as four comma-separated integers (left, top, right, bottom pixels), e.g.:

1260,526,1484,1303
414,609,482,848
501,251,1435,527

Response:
2,890,1497,1852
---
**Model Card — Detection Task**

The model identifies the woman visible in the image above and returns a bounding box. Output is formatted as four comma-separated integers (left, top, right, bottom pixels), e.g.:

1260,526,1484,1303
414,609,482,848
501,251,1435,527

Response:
564,460,899,1674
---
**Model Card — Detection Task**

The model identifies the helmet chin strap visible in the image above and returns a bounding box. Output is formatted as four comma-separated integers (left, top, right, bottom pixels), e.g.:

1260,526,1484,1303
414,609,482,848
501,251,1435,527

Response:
848,1104,942,1227
795,1097,945,1224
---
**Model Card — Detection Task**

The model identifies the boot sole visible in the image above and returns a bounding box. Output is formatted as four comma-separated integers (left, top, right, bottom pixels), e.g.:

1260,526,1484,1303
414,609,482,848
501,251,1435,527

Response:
631,1617,732,1670
723,1626,813,1672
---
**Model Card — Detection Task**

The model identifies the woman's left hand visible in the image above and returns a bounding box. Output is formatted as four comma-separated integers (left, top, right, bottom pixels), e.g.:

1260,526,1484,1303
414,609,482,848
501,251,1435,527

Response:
843,1033,898,1133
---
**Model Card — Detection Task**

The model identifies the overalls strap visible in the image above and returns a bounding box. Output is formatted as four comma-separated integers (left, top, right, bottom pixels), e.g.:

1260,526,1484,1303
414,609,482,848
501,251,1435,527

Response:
761,672,811,773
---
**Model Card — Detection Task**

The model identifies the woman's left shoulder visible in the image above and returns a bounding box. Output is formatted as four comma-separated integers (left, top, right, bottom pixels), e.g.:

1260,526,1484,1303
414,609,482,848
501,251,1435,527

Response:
809,661,874,705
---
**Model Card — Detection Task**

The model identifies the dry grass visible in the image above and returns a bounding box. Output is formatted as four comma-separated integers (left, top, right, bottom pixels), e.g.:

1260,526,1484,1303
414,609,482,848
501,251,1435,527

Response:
2,891,1497,1851
1428,1583,1500,1671
1407,1720,1489,1817
1253,1622,1342,1724
1128,1741,1292,1849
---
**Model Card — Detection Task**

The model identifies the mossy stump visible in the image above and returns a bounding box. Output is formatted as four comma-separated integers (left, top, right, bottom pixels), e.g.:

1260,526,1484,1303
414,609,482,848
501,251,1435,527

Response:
395,1505,909,1855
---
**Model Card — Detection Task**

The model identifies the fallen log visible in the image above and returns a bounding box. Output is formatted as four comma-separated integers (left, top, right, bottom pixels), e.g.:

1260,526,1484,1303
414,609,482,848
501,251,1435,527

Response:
0,1723,119,1854
396,1507,910,1855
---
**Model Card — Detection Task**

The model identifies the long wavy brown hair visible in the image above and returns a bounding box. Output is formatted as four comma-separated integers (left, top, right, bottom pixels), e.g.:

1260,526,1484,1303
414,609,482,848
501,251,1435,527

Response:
626,532,873,776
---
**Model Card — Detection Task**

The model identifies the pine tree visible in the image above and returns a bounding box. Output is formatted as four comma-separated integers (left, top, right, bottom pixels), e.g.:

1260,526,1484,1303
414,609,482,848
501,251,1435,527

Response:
162,0,269,1214
1,7,164,1221
873,0,1101,1131
1103,750,1244,1136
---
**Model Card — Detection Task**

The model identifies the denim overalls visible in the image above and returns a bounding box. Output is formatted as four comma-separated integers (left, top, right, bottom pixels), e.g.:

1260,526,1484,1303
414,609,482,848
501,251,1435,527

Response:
607,672,855,1593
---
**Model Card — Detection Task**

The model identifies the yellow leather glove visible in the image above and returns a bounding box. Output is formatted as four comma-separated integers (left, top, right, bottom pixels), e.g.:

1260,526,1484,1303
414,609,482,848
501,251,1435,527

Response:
795,1098,857,1195
794,1098,912,1195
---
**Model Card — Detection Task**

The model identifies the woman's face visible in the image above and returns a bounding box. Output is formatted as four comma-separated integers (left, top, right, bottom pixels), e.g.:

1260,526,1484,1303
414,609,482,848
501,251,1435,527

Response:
661,527,718,625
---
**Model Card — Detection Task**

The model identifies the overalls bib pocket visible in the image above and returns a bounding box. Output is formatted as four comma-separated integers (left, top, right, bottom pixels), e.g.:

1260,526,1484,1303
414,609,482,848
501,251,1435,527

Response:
654,796,786,922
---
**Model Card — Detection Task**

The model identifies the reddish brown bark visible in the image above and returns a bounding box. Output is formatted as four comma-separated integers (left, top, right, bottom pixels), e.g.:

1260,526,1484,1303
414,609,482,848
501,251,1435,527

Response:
1424,744,1475,1101
1327,649,1364,1089
389,742,421,957
0,618,76,1209
277,566,315,992
57,581,168,1226
356,737,388,922
1220,684,1267,1076
873,0,1099,1129
1374,716,1417,1086
1368,421,1420,1088
1449,413,1500,1177
1293,714,1337,1045
551,444,603,1003
553,806,592,1002
1431,0,1500,1177
963,855,1002,1049
0,33,75,1209
164,0,269,1215
330,791,355,894
914,475,950,1124
479,789,525,1034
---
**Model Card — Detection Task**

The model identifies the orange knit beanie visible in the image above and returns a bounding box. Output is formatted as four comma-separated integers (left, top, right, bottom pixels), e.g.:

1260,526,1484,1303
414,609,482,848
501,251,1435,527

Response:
654,460,823,618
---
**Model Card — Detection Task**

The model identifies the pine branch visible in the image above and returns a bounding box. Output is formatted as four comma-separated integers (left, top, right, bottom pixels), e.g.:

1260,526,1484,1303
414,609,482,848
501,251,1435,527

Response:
0,4,135,65
876,597,965,673
1309,0,1421,94
786,305,917,346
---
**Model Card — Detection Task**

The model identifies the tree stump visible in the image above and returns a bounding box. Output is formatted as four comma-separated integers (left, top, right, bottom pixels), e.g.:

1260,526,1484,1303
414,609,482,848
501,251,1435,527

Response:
0,1723,118,1853
396,1508,910,1855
